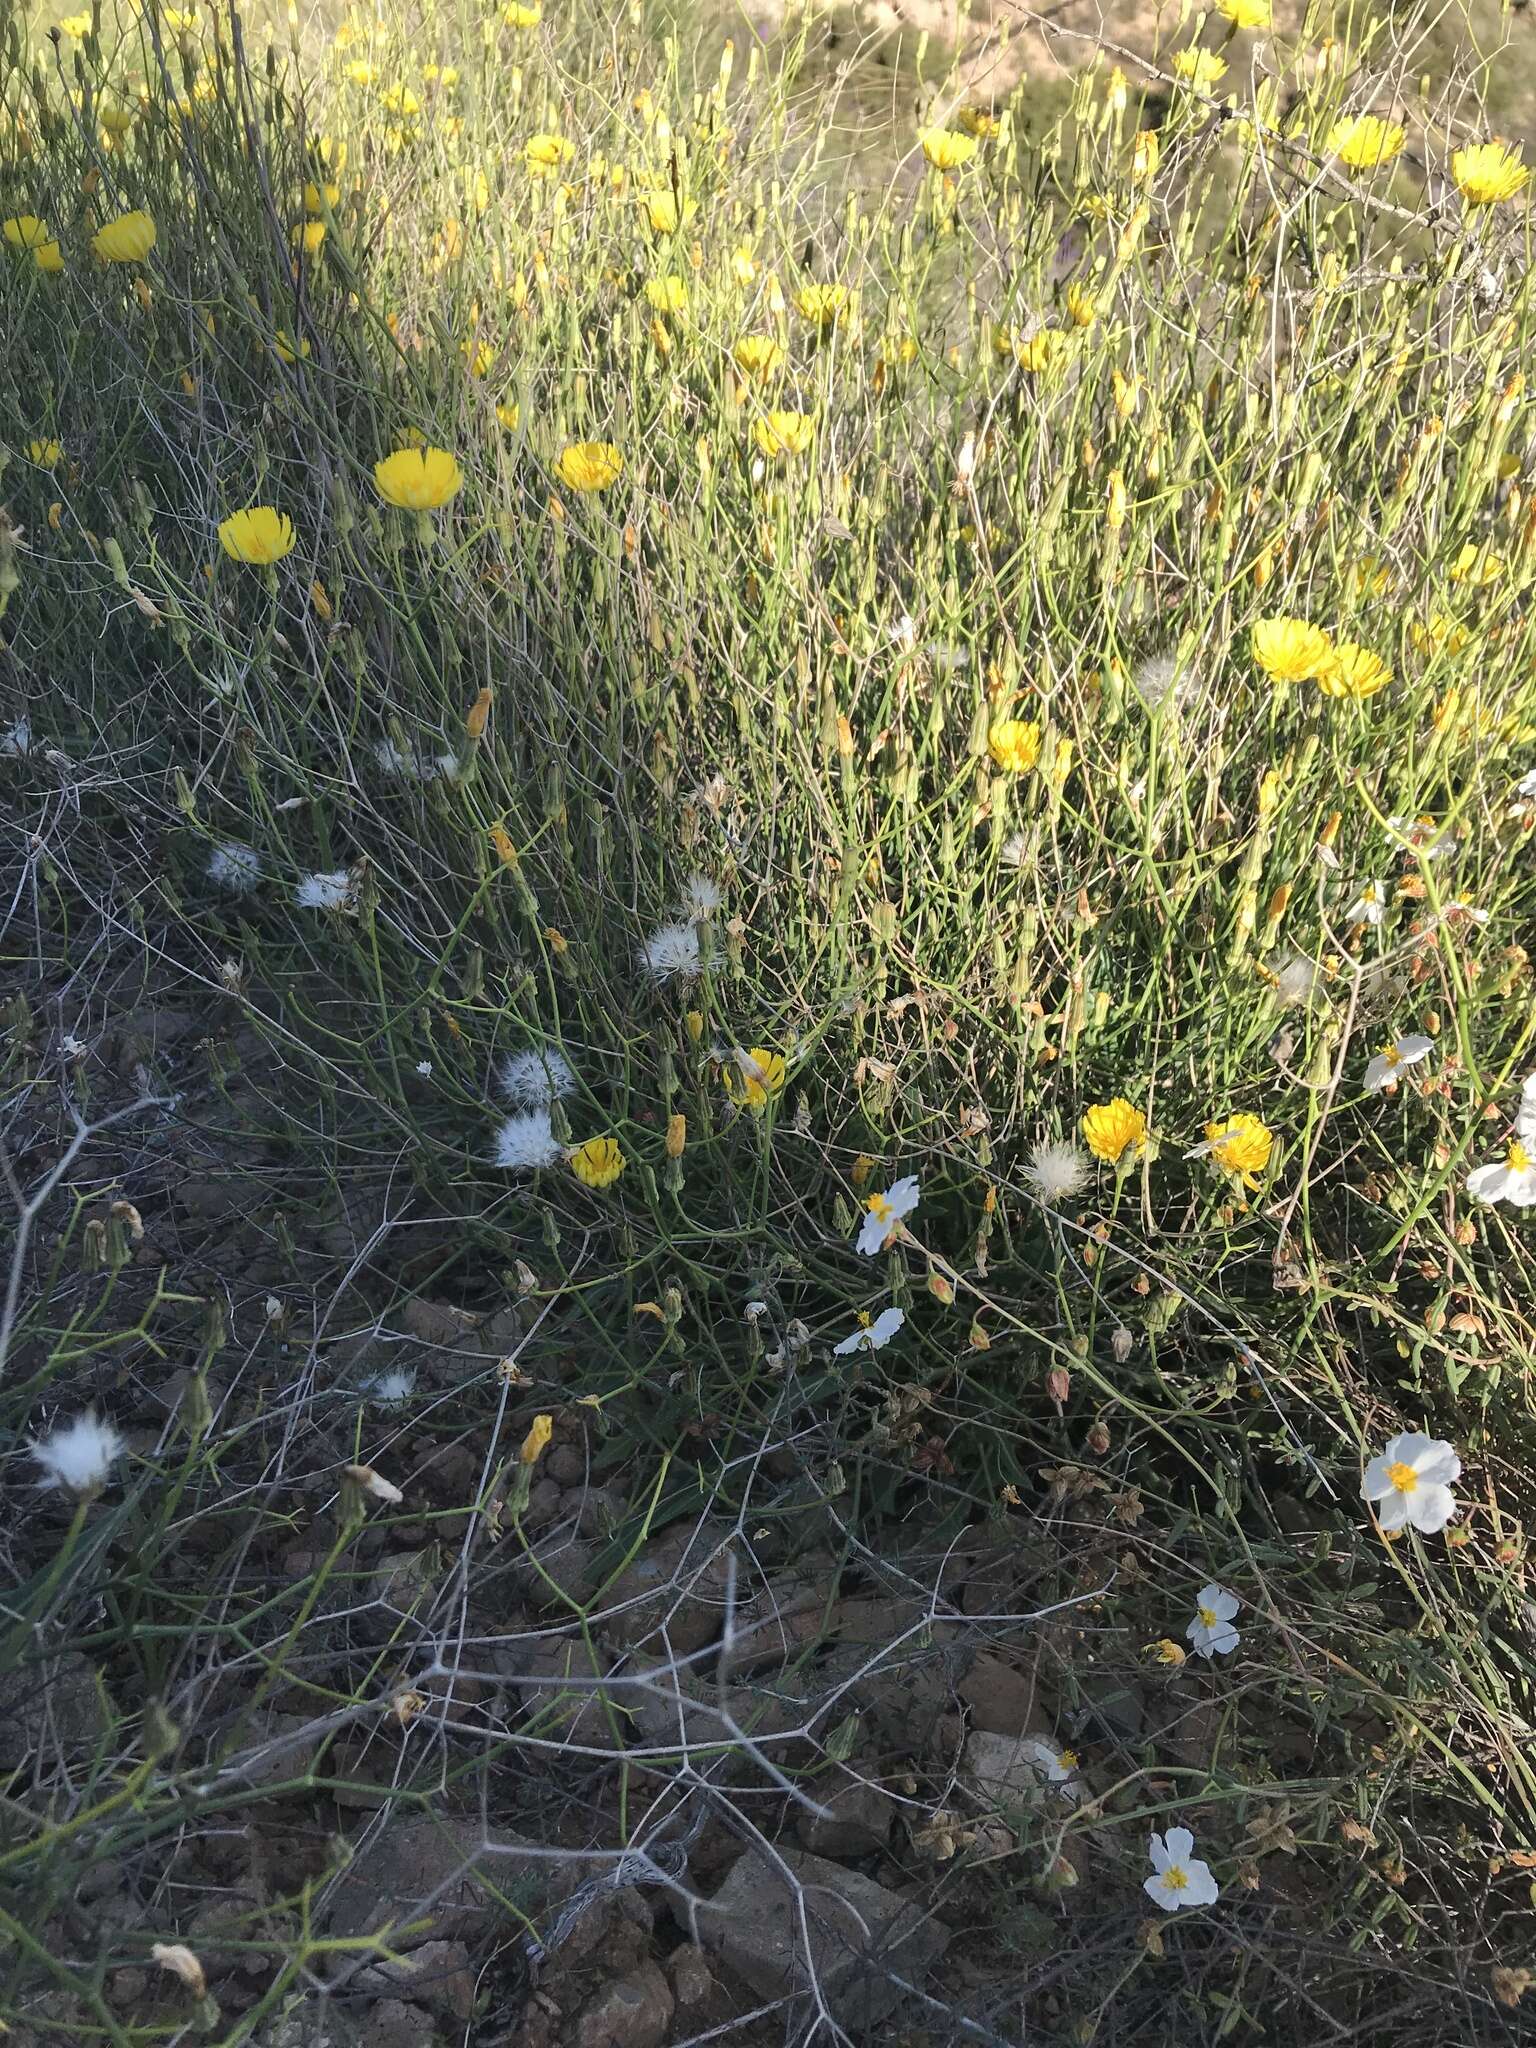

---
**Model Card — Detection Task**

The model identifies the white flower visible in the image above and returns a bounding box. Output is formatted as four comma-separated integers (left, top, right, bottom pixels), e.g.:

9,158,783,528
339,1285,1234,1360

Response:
498,1047,577,1108
375,737,447,781
362,1368,417,1405
1517,768,1536,799
1022,1139,1089,1206
679,873,723,920
1185,1583,1240,1659
1363,1034,1433,1094
61,1034,88,1059
30,1411,126,1494
1144,1827,1219,1911
415,1060,432,1077
1361,1431,1460,1533
2,717,34,756
295,869,355,911
855,1175,920,1255
1467,1139,1536,1208
1015,1736,1081,1798
1387,815,1458,858
1518,1072,1536,1144
833,1305,906,1354
374,738,414,775
1346,880,1386,926
492,1111,564,1171
207,841,262,893
642,921,702,982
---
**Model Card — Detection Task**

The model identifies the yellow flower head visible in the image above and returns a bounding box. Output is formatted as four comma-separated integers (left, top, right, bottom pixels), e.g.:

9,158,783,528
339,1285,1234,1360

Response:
1082,1098,1148,1165
273,328,310,364
795,283,849,326
958,107,1001,138
557,441,623,492
1065,284,1097,329
346,60,375,85
723,1046,787,1113
1172,47,1226,87
1011,327,1069,375
1131,129,1160,184
1203,1113,1274,1189
752,409,814,458
1411,611,1470,657
570,1136,625,1188
304,180,341,213
34,240,65,273
462,337,495,378
518,1413,553,1464
1449,541,1502,586
986,718,1042,775
1250,615,1332,684
919,127,979,171
640,189,694,233
1453,140,1528,206
4,214,51,249
503,1,542,22
1214,0,1270,24
733,334,784,378
218,506,296,565
1317,642,1391,700
91,209,156,262
496,400,522,432
1329,114,1405,171
524,133,574,176
58,11,92,34
381,83,421,117
292,220,326,253
27,438,61,466
374,446,464,510
644,273,688,314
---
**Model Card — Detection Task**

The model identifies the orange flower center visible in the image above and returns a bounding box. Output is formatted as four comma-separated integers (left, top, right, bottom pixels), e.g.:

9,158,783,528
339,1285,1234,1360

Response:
1386,1461,1419,1495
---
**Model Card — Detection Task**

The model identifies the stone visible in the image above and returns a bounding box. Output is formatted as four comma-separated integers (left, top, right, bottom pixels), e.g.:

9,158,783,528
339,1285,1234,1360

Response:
666,1945,714,2011
0,1653,112,1765
557,1891,652,1969
1072,1675,1145,1742
570,1962,673,2048
512,1534,598,1610
795,1772,895,1857
963,1731,1080,1813
518,1638,631,1751
323,1815,595,1946
356,1941,474,2024
601,1520,735,1655
362,1999,439,2048
958,1653,1049,1737
682,1847,949,2026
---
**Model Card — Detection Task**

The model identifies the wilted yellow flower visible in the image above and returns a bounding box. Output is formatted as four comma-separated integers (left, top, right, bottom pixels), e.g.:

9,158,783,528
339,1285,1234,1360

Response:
1146,1638,1188,1667
1411,611,1470,657
988,718,1042,774
4,214,51,249
272,328,310,364
1328,114,1405,170
218,506,296,565
1350,556,1390,598
752,409,814,458
1449,542,1502,585
1250,616,1332,684
958,106,1001,138
374,446,464,509
27,438,61,466
733,334,784,377
1131,130,1160,183
557,441,623,491
644,273,688,313
91,209,156,262
1172,47,1226,87
570,1136,625,1188
524,133,573,177
1065,284,1097,328
729,243,758,285
1318,642,1391,700
1082,1098,1147,1164
919,127,979,171
1202,1113,1274,1189
503,1,541,21
1453,140,1528,206
640,189,694,233
1214,0,1270,24
519,1413,553,1464
723,1046,787,1112
496,400,521,431
1012,328,1068,374
795,282,848,326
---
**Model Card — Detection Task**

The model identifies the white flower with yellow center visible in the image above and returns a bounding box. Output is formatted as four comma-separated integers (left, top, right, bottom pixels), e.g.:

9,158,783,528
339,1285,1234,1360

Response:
1363,1034,1433,1094
1345,880,1386,926
1361,1431,1459,1533
1144,1828,1219,1911
1185,1582,1240,1659
1467,1136,1536,1208
855,1174,920,1255
833,1304,906,1354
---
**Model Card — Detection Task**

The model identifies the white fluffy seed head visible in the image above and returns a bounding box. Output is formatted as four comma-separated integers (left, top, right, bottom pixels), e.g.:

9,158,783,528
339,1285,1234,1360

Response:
1023,1139,1090,1206
679,873,724,920
295,869,354,910
498,1047,577,1108
492,1110,564,1171
207,841,262,892
1132,652,1182,713
362,1367,417,1405
642,921,702,982
30,1410,126,1494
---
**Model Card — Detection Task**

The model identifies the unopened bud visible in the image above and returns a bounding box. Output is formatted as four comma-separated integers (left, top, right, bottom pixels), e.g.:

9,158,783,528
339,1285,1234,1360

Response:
1046,1365,1071,1407
150,1945,207,1999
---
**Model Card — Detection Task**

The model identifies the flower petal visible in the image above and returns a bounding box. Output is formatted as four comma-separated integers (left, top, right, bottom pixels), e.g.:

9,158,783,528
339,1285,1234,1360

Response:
1407,1482,1456,1533
1410,1440,1460,1486
1162,1826,1195,1863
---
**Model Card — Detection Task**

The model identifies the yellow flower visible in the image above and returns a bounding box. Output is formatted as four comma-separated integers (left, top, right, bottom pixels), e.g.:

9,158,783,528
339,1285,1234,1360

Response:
27,438,61,466
4,214,51,249
556,441,623,491
496,400,521,431
958,107,1001,138
58,11,92,34
1065,283,1097,328
1449,541,1502,585
752,409,814,458
640,189,694,233
503,1,541,21
733,334,784,377
795,283,848,326
1012,327,1068,374
1250,615,1332,684
1172,47,1226,87
1317,642,1391,700
723,1046,787,1112
1453,140,1528,206
1202,1113,1274,1189
1131,129,1160,183
381,83,421,117
519,1413,553,1464
374,446,464,510
462,337,495,377
1329,114,1405,171
292,220,326,253
729,243,758,285
218,506,296,565
987,718,1042,774
1411,611,1470,657
570,1136,625,1188
1214,0,1270,24
644,273,688,313
524,133,573,177
919,127,979,171
1351,556,1390,598
272,328,310,364
1082,1098,1148,1164
34,241,64,273
346,60,375,85
91,209,156,262
304,180,341,213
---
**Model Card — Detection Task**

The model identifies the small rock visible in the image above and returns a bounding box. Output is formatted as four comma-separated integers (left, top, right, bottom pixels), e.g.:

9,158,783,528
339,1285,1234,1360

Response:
356,1940,474,2023
601,1519,735,1655
958,1653,1049,1738
364,1997,439,2048
519,1638,631,1751
682,1847,948,2026
795,1771,894,1857
557,1891,651,1970
666,1945,714,2010
544,1444,585,1487
1071,1675,1145,1742
109,1968,148,2007
398,1299,481,1350
571,1961,673,2048
963,1730,1080,1814
513,1533,597,1611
